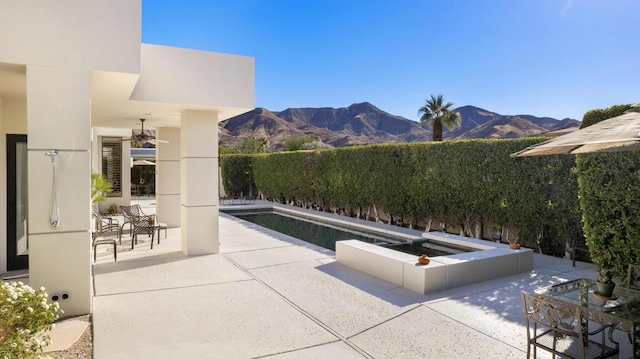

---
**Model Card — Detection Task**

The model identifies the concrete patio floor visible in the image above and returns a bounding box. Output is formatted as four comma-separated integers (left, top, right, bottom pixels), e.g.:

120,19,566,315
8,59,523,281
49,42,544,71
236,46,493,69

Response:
89,199,617,358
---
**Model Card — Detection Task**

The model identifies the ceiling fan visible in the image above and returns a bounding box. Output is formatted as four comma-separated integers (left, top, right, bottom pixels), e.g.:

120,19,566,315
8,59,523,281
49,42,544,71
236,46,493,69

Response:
123,118,168,146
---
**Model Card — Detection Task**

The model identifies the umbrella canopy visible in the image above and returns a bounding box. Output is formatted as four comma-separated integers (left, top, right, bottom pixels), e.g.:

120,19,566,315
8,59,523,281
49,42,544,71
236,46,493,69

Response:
511,108,640,157
132,159,156,166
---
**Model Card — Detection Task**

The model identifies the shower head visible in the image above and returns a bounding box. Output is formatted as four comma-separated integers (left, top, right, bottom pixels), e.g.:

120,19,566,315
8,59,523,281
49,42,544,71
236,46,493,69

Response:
45,149,59,163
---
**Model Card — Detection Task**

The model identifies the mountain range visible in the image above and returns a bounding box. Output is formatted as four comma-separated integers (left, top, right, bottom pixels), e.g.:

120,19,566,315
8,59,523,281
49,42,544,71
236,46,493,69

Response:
218,102,580,150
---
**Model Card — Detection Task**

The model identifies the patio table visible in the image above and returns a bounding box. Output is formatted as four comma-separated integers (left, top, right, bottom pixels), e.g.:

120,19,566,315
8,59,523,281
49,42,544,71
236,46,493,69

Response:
535,278,640,358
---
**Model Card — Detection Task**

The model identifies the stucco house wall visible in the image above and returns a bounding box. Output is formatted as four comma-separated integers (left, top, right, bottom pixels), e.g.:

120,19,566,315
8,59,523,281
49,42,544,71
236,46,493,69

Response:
0,0,254,316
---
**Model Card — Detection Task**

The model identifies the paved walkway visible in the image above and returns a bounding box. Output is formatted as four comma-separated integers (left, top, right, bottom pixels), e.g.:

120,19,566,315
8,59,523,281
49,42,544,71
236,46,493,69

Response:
90,199,611,358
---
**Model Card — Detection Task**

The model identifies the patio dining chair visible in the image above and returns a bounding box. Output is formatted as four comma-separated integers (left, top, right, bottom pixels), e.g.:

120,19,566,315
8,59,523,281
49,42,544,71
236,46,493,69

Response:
521,291,619,359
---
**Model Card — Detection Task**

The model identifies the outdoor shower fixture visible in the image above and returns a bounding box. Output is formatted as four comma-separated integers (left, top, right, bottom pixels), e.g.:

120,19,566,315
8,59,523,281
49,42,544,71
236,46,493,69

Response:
45,150,60,229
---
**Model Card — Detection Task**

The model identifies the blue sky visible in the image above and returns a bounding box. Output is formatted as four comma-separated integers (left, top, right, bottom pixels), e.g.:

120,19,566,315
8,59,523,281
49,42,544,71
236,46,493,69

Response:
143,0,639,121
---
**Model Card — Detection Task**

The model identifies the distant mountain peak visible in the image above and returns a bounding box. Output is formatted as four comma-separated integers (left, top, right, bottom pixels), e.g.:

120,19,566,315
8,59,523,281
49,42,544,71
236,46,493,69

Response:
219,103,579,150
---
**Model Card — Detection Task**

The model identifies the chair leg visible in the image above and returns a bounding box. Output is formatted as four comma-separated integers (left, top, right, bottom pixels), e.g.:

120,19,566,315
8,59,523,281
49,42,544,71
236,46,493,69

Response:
150,230,155,249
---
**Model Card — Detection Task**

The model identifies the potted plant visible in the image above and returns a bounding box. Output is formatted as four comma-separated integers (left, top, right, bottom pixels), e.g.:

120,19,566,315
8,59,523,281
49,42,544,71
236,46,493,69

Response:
596,266,616,298
107,203,119,215
499,225,520,249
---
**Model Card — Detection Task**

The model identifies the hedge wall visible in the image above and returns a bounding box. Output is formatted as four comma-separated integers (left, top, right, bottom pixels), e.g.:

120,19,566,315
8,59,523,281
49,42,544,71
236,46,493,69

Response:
576,104,640,279
221,138,581,254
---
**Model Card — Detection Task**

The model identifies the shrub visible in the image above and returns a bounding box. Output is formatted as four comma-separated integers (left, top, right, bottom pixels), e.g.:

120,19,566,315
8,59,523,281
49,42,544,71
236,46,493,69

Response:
0,282,60,358
576,104,640,282
222,138,581,255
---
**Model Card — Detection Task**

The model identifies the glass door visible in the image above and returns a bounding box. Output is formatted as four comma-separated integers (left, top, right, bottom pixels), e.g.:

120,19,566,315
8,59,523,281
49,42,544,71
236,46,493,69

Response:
7,134,28,270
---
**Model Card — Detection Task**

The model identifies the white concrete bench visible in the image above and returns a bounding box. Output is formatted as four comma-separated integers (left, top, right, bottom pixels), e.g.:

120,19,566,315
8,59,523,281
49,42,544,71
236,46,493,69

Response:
336,233,534,294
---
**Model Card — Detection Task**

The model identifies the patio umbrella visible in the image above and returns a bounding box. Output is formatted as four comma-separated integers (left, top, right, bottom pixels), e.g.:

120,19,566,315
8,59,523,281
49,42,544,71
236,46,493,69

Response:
511,108,640,157
132,159,156,165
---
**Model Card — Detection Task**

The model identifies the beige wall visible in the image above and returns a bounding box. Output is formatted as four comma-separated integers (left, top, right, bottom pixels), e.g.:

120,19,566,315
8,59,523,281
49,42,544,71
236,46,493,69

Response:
0,0,141,74
131,44,255,116
27,66,91,316
156,127,181,227
0,0,254,317
180,110,219,255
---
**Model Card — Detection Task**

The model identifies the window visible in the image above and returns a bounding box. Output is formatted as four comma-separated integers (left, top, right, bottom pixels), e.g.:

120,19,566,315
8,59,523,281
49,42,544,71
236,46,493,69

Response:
101,137,122,197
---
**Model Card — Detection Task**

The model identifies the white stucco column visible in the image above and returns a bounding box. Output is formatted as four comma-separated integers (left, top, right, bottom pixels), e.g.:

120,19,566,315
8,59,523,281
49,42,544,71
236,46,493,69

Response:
26,66,91,316
180,110,219,255
156,127,181,227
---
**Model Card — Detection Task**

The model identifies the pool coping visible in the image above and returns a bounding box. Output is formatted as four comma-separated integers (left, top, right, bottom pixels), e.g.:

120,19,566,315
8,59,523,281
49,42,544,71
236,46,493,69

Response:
221,202,534,294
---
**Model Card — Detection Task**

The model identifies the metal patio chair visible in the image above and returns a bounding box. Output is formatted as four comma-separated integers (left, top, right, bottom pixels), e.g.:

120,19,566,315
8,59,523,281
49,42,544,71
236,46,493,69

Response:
120,204,158,249
92,225,117,263
521,291,619,359
130,214,157,249
120,204,151,235
93,209,121,244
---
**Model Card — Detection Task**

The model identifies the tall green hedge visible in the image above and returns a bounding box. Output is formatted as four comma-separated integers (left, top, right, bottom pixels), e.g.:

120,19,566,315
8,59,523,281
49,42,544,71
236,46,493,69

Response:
220,155,254,196
221,138,581,254
576,104,640,280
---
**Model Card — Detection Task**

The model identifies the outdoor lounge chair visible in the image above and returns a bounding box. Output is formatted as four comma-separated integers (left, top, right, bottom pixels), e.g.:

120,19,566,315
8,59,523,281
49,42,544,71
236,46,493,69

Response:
521,291,619,359
120,204,152,236
93,209,121,244
119,204,160,249
130,214,157,249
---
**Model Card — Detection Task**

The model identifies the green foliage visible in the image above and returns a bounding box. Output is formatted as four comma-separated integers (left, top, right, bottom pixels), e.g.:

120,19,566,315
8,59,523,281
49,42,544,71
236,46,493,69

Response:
131,165,155,187
576,103,640,283
220,155,255,197
418,94,461,141
221,136,268,155
240,136,268,154
580,104,636,129
302,139,333,150
282,135,320,152
0,282,60,358
91,173,113,203
107,203,119,215
224,139,580,254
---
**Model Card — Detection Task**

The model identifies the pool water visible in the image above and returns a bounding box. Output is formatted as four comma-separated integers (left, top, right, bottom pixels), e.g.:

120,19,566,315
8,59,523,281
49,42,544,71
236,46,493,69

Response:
227,210,475,257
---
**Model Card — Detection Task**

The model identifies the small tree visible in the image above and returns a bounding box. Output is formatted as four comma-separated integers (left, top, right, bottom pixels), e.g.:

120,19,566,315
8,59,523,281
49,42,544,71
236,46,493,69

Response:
418,94,462,141
240,136,268,154
283,135,320,151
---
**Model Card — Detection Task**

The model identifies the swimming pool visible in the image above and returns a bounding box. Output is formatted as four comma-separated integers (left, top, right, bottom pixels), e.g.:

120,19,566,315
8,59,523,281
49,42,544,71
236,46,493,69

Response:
224,209,476,257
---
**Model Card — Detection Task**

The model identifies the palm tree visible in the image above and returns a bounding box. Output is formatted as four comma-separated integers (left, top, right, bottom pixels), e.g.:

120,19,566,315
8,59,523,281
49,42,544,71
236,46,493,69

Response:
418,94,462,141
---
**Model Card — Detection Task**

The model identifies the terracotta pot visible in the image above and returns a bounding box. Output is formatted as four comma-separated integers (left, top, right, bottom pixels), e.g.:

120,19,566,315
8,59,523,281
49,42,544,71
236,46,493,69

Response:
509,243,521,250
418,254,431,265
